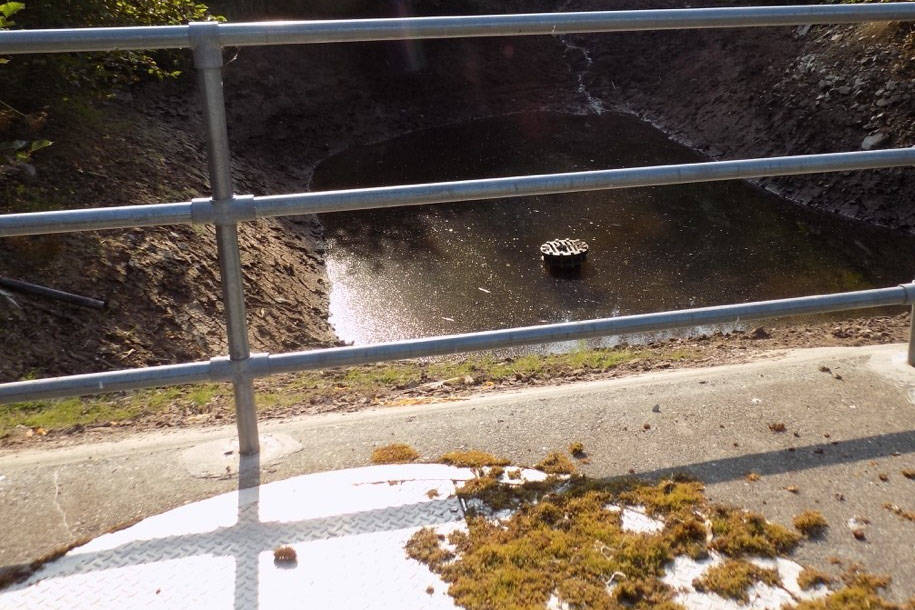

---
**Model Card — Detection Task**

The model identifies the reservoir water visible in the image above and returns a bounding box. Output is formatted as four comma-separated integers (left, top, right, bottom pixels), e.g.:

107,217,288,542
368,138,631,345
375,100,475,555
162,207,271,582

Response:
313,112,915,346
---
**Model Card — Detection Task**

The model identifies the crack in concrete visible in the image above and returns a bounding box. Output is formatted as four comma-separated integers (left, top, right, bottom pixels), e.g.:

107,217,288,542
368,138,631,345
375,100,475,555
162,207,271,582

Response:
52,467,72,537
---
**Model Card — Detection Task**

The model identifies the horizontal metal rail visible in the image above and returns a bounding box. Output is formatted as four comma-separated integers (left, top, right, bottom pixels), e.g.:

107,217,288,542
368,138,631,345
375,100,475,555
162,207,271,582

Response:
2,3,915,54
2,283,912,404
2,147,913,237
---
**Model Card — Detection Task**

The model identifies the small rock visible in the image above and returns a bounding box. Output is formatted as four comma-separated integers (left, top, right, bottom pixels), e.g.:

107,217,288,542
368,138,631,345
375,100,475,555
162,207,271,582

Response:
861,132,888,150
750,326,770,339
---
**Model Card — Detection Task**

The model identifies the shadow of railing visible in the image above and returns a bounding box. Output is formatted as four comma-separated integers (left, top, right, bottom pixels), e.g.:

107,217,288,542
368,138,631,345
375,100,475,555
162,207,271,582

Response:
633,429,915,484
0,457,464,609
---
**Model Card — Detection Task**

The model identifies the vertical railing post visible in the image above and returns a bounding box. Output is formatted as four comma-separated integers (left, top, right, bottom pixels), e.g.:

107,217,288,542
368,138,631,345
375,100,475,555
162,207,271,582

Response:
909,280,915,367
190,22,259,455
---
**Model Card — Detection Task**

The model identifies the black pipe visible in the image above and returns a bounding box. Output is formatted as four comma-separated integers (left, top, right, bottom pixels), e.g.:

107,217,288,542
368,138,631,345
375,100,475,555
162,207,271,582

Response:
0,277,106,310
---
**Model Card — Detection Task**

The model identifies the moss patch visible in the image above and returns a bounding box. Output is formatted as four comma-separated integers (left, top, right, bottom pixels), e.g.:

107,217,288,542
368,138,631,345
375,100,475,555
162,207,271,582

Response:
439,450,510,468
371,443,419,464
797,566,833,590
618,478,705,517
408,457,914,610
692,559,781,602
534,451,576,474
708,505,800,557
786,570,904,610
409,474,719,610
793,510,829,537
405,527,454,572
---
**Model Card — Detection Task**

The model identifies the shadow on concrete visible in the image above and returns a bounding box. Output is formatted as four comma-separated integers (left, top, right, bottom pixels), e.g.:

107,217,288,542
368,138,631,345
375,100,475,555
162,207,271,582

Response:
0,454,463,609
633,429,914,484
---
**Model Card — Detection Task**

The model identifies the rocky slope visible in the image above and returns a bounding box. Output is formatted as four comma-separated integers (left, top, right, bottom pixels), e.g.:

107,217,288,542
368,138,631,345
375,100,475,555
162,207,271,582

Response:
565,0,915,230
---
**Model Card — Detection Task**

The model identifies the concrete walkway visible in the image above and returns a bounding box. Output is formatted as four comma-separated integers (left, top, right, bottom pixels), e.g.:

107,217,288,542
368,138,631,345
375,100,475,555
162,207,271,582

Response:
1,344,913,601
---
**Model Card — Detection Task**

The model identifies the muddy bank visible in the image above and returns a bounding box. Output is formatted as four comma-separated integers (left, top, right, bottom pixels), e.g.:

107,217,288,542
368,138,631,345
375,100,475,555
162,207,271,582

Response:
563,0,915,230
1,0,913,381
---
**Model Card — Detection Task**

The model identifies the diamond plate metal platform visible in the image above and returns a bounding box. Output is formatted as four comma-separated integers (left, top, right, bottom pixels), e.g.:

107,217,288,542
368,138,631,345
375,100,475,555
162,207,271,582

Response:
0,464,476,610
0,463,832,610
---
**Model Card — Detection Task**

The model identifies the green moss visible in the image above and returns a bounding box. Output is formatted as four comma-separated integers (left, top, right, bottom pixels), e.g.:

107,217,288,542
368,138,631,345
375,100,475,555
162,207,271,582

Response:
0,382,232,437
413,469,718,609
371,443,419,464
797,567,833,590
405,527,454,572
692,559,781,602
793,510,829,537
457,475,561,512
411,475,719,610
535,451,576,475
619,479,705,516
411,454,909,610
1,345,705,439
708,505,800,557
786,570,902,610
439,450,510,468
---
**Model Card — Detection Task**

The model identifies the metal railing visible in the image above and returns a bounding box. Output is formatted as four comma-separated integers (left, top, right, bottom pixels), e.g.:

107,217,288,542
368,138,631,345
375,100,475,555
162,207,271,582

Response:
2,4,914,455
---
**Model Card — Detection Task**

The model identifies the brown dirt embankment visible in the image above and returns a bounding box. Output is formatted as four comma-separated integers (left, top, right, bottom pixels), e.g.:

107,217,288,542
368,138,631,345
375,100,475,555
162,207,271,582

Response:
1,0,913,382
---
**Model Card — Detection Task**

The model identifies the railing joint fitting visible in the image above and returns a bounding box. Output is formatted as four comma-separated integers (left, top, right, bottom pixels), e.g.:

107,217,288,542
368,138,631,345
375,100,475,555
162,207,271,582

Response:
228,194,257,223
208,355,233,381
899,281,915,306
189,21,223,70
247,352,271,377
191,195,256,226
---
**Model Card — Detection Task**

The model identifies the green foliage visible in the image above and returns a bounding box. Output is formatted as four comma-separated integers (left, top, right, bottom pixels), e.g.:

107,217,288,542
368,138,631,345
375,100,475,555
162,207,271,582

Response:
0,2,24,28
0,0,221,179
1,2,51,175
10,0,221,89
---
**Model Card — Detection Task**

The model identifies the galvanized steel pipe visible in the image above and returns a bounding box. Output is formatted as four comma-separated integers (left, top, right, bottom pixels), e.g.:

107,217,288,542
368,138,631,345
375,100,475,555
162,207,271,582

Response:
258,285,913,373
191,21,260,455
2,284,910,404
0,359,229,403
1,148,912,237
0,202,194,238
254,148,915,217
2,4,915,54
